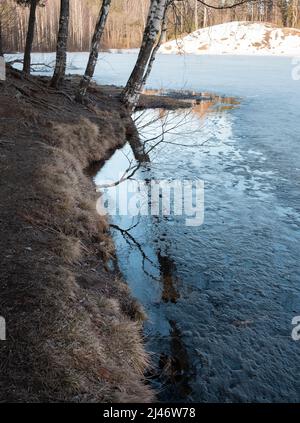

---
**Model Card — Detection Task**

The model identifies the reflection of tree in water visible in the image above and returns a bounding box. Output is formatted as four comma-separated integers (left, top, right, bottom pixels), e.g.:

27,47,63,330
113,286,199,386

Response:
143,89,240,120
192,95,240,118
158,320,193,401
143,245,194,401
157,249,180,303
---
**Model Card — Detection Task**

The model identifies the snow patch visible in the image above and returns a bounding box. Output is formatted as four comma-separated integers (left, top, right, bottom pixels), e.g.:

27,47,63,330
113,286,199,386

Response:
159,21,300,56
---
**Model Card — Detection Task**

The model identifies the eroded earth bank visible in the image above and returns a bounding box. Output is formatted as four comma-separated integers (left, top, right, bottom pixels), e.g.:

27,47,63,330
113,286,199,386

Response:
0,66,154,402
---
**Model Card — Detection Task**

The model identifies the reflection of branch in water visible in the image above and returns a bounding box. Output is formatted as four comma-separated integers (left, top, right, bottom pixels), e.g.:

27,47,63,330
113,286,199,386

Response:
110,223,154,264
110,223,159,282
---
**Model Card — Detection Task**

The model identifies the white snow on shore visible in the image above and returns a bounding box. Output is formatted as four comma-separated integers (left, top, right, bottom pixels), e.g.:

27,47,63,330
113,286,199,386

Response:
159,21,300,56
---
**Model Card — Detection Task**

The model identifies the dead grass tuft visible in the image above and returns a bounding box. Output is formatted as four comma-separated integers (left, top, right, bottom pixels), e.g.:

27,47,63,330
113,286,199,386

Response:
53,235,82,264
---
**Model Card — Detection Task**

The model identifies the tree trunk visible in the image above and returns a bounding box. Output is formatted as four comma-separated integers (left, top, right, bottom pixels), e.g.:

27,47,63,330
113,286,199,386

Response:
0,19,3,57
142,5,168,88
195,0,198,30
51,0,70,88
121,0,168,111
292,0,298,27
266,0,273,22
23,0,38,74
279,0,288,27
76,0,112,103
203,6,207,27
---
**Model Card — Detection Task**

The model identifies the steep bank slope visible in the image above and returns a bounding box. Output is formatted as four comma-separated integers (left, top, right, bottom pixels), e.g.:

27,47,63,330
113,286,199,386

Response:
0,67,153,402
160,21,300,56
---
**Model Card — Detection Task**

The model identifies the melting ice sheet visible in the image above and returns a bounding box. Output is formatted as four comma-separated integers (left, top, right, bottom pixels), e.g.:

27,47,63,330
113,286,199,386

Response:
96,84,300,402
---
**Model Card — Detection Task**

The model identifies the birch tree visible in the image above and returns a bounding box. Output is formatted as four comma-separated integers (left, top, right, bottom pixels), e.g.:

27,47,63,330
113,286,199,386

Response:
17,0,38,74
76,0,112,103
0,19,2,56
51,0,69,88
2,1,18,55
0,2,8,56
121,0,170,111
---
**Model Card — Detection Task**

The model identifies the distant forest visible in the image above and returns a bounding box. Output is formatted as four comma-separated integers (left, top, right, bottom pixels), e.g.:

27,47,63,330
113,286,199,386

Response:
1,0,299,52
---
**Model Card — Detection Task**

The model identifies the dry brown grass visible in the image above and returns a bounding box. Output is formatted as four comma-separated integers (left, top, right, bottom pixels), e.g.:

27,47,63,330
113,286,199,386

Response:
0,68,154,403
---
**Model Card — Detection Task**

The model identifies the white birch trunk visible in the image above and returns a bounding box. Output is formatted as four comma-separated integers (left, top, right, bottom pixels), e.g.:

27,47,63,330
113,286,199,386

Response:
76,0,112,102
51,0,69,88
121,0,169,111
